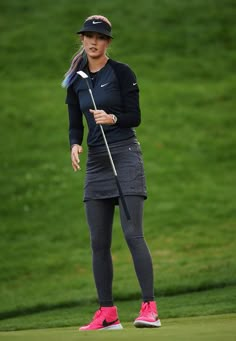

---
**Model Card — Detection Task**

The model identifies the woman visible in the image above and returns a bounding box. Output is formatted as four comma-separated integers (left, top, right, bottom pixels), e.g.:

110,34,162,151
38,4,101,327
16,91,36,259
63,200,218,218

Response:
62,15,161,331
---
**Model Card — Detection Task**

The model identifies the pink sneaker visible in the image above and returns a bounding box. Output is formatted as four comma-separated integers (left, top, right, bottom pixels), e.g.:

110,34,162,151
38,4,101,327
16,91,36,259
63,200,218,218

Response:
79,306,123,331
134,301,161,328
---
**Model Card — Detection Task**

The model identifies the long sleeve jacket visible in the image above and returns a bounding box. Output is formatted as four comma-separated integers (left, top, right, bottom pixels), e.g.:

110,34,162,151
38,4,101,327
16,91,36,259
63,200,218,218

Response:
66,59,141,148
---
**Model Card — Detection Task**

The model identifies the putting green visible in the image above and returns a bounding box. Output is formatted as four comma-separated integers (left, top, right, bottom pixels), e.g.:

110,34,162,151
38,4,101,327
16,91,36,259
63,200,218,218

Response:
0,314,235,341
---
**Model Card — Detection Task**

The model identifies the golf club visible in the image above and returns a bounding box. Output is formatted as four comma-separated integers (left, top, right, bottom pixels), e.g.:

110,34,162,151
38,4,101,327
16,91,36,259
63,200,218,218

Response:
77,70,131,221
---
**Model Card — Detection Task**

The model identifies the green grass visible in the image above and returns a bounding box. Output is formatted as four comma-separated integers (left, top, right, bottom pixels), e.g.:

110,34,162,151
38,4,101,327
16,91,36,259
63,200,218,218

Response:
0,286,235,331
0,0,236,332
1,314,236,341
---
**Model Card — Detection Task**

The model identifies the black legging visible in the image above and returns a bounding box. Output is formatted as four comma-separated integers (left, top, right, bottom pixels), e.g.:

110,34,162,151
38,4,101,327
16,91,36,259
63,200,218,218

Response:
85,195,154,306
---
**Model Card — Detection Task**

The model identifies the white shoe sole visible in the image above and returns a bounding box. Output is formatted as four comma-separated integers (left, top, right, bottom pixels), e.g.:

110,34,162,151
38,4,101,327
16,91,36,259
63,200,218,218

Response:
101,323,123,330
80,323,123,331
134,319,161,328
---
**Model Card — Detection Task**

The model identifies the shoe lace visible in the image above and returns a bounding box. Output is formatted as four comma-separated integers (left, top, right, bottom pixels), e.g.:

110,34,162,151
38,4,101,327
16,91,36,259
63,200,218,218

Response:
141,302,150,313
141,302,157,316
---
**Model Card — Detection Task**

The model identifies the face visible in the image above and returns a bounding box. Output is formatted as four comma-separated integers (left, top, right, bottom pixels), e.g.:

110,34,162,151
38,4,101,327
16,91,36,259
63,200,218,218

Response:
81,32,111,59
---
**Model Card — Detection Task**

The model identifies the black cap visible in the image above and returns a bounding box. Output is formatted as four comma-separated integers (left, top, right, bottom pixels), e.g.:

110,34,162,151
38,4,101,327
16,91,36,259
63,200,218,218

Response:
77,18,113,38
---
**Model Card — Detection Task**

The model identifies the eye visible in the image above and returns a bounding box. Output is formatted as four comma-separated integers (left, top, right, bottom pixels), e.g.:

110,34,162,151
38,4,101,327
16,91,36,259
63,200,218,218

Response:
84,32,93,38
98,35,108,40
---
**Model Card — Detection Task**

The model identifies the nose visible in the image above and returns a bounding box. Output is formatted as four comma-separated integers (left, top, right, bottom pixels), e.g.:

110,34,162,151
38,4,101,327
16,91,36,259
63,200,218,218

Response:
91,35,98,44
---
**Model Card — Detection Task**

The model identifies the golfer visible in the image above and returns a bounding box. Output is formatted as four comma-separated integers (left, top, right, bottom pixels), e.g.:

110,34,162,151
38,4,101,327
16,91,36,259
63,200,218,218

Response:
62,15,161,331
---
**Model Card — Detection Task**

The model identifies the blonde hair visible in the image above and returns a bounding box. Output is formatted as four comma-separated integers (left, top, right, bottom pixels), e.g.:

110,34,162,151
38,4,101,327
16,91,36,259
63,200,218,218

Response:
62,15,111,88
85,15,112,27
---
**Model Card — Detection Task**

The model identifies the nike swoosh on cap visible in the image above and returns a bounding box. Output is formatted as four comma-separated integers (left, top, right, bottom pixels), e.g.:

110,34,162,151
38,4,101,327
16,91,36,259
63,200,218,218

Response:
101,83,109,87
133,83,137,86
92,21,102,24
102,319,118,327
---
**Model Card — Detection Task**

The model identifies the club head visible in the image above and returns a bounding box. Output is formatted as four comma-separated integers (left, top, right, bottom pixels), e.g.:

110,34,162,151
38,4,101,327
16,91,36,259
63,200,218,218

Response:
77,71,89,79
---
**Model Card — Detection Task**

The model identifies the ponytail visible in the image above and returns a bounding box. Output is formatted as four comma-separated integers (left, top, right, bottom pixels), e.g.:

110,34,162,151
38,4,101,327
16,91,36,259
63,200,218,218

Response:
62,47,86,88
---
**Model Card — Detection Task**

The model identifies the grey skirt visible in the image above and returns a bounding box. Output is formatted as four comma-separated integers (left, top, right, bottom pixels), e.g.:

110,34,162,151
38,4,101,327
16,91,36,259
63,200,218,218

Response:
84,137,147,202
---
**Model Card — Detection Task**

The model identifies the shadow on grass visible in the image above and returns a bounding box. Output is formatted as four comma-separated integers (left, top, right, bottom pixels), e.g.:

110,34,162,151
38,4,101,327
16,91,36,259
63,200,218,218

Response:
1,281,235,321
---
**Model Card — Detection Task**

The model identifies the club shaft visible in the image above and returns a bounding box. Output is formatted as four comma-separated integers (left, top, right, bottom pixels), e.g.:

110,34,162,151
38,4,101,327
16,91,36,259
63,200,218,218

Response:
88,88,118,176
87,85,131,220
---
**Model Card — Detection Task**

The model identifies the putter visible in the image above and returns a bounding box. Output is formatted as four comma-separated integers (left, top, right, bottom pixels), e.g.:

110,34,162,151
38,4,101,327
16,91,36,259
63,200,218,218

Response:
77,70,131,221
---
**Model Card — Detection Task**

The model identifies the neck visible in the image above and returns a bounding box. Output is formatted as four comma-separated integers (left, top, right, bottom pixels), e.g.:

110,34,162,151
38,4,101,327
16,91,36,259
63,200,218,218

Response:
88,55,109,72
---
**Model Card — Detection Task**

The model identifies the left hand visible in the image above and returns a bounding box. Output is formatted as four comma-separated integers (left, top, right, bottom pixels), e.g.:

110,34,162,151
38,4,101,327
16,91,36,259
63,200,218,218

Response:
90,109,114,125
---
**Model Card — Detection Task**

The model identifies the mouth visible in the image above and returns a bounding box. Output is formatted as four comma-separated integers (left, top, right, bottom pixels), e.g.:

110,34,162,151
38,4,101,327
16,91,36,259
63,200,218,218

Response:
89,47,98,52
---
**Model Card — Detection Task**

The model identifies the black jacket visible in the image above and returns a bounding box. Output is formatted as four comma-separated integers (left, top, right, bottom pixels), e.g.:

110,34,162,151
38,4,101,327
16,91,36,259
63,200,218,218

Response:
66,59,141,147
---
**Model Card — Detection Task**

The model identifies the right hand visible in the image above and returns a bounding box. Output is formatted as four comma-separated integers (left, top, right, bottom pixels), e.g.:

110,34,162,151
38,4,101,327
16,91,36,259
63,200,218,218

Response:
71,144,83,172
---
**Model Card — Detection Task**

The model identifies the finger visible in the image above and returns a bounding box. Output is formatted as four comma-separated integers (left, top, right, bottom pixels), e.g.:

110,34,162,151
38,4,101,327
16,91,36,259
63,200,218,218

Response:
72,149,79,160
72,160,80,171
90,109,104,116
78,146,83,154
95,112,104,118
71,155,79,166
74,159,81,170
72,164,80,171
71,152,81,168
72,162,77,172
95,115,106,124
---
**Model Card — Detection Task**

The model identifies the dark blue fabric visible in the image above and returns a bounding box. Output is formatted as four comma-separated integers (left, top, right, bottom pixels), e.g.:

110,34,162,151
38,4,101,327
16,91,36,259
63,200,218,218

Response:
66,59,141,147
84,138,147,201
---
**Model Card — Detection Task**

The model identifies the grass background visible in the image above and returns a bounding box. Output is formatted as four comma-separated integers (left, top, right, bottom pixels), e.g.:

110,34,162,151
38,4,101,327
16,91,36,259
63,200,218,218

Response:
1,315,236,341
0,0,236,332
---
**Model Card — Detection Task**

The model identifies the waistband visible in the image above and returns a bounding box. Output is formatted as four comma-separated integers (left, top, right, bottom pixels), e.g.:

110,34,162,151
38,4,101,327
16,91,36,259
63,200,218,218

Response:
88,137,139,155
